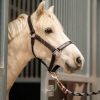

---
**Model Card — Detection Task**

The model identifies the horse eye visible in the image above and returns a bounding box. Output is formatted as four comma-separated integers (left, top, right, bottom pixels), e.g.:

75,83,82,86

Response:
45,27,53,34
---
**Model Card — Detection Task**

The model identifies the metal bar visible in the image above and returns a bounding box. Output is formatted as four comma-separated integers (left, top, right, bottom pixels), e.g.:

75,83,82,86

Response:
32,0,35,12
91,0,97,100
18,0,21,14
0,0,9,99
35,60,39,78
97,0,100,77
16,78,41,83
27,0,30,15
26,64,29,77
91,0,97,78
30,60,33,77
22,0,25,12
86,0,91,76
48,73,92,83
13,0,16,18
41,65,49,100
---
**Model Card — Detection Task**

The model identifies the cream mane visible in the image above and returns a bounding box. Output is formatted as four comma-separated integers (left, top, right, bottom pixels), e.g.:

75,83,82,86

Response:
8,14,28,43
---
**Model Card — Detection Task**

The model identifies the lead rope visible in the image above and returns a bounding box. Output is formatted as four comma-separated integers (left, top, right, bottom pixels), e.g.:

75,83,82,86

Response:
49,72,100,96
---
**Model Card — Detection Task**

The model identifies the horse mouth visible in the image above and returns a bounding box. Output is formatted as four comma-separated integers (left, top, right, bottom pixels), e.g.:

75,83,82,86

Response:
65,63,80,73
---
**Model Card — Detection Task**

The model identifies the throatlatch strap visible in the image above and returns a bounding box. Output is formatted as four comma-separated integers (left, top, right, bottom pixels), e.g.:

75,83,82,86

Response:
28,16,37,58
31,37,37,58
48,55,56,72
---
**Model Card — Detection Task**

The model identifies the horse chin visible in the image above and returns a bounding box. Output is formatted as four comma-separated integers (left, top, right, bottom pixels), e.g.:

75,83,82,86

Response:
65,63,81,73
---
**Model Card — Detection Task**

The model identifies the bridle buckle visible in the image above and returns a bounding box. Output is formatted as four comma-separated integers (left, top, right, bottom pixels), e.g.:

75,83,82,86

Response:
31,34,35,38
53,48,61,57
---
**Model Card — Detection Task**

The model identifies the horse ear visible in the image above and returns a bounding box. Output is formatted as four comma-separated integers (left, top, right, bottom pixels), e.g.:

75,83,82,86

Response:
36,1,45,17
48,6,54,13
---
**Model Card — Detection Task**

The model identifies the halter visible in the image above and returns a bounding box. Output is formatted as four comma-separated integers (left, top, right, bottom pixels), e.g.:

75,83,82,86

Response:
27,15,100,97
28,15,72,72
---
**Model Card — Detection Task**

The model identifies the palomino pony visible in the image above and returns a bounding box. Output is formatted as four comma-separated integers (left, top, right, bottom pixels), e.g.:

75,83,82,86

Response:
7,1,85,100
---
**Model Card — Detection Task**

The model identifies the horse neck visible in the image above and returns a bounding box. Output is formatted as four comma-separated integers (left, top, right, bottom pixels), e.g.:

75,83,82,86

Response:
7,16,34,91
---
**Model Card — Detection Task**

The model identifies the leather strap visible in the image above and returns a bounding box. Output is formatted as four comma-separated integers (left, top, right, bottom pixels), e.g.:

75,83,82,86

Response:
34,34,56,52
28,16,35,35
57,41,72,51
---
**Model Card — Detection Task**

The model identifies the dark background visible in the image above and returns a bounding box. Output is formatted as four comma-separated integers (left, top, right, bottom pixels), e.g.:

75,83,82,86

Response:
10,83,40,100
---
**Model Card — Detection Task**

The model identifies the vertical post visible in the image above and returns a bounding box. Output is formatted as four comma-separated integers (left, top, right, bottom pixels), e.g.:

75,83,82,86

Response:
41,66,49,100
91,0,97,100
41,1,49,100
0,0,9,99
86,0,91,77
91,0,97,79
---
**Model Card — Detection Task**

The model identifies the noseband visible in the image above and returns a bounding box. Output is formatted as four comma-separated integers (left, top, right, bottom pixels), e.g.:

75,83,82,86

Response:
28,16,72,72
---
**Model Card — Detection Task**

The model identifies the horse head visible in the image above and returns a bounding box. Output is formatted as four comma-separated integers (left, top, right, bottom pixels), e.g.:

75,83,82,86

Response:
29,1,85,73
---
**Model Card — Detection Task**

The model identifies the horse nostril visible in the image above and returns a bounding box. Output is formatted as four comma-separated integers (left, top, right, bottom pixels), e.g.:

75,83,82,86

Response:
76,57,82,66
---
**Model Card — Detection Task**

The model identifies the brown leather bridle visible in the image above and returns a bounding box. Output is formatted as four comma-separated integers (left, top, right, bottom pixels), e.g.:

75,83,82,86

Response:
28,15,72,72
